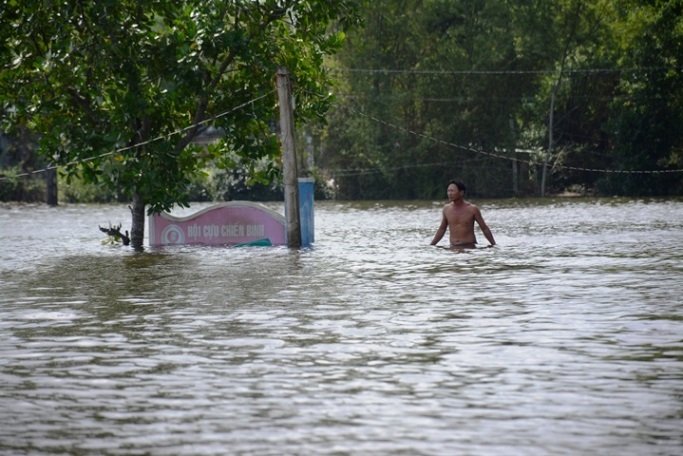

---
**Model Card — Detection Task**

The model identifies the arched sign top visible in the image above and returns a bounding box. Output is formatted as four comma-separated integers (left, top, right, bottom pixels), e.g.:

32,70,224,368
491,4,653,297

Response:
148,201,286,247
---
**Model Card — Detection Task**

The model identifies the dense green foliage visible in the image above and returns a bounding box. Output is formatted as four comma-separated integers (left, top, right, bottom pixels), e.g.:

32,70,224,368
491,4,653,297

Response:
1,0,681,213
0,0,358,248
321,0,683,198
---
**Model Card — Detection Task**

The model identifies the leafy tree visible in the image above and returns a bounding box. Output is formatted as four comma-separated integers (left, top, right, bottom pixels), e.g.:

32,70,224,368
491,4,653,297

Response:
527,0,683,195
597,0,683,195
323,0,682,198
324,0,552,198
0,0,358,249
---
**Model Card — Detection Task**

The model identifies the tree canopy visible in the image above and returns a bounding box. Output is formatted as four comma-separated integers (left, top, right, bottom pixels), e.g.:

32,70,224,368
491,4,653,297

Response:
0,0,359,249
321,0,683,198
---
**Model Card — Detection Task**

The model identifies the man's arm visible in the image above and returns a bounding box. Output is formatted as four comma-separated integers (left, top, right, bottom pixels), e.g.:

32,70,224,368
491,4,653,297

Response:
474,208,496,246
431,214,448,245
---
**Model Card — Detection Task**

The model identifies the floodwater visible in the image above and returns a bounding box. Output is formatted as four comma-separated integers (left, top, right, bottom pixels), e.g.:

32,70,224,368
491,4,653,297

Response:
1,198,682,455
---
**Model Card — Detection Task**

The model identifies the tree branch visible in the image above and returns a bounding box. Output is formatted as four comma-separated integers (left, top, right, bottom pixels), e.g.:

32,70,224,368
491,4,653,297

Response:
98,223,130,245
173,2,294,155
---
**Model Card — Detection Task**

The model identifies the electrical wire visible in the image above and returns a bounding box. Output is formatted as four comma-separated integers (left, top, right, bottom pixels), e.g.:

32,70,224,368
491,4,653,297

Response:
327,105,683,177
0,91,275,181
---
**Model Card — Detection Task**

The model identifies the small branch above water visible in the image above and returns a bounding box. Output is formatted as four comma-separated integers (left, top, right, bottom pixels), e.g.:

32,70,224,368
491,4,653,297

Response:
98,223,130,246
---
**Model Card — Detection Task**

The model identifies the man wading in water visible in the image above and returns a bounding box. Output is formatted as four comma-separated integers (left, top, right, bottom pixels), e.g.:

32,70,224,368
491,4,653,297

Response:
430,180,496,249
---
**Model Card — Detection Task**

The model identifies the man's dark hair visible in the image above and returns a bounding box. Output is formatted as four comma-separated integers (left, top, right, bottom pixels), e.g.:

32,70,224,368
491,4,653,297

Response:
448,180,466,192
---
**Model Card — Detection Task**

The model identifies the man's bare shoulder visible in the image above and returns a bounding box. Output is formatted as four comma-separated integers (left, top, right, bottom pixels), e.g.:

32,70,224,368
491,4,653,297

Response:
463,201,481,212
451,200,477,211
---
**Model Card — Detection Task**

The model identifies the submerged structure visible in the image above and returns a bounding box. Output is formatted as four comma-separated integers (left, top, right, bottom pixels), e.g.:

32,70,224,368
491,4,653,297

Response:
148,178,315,248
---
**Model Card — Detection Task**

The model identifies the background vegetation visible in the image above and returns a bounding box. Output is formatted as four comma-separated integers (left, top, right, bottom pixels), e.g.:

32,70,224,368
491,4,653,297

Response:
2,0,682,209
320,0,683,198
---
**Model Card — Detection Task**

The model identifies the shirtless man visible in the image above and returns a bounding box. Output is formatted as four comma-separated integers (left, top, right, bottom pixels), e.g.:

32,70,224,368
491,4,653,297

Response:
430,180,496,249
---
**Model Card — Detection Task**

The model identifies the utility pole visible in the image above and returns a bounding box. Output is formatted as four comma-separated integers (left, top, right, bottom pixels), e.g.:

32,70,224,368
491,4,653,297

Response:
276,67,301,248
541,90,555,197
509,117,518,196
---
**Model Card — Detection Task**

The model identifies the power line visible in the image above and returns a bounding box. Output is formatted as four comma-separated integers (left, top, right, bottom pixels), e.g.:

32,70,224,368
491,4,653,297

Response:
331,66,679,76
336,92,657,103
0,91,275,181
331,106,683,176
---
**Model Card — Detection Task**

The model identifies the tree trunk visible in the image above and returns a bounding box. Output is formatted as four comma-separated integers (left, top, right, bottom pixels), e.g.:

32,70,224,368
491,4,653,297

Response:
46,167,58,206
512,158,518,196
541,1,581,197
130,192,145,251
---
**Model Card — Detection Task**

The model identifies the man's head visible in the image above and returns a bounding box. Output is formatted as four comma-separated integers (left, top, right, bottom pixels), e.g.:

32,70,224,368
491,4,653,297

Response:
448,180,466,192
447,180,466,201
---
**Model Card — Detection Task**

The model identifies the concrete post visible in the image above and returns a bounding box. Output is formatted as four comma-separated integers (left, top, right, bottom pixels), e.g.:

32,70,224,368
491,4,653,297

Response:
276,67,301,248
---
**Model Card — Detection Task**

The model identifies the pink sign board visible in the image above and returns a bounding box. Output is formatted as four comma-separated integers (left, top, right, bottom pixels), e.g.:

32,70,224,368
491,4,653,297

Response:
148,201,286,247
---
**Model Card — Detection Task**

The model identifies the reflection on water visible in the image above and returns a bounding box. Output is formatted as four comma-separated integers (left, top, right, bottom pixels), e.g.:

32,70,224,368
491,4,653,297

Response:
1,198,682,455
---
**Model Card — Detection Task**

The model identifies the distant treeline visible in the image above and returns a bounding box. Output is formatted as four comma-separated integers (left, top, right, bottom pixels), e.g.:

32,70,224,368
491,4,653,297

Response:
316,0,683,198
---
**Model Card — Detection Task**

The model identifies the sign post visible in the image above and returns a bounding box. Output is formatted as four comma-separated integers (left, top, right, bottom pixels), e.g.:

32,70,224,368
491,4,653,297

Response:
298,177,314,247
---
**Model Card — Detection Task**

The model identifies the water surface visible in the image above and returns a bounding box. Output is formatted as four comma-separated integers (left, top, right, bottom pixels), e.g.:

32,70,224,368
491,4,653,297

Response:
1,198,682,455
